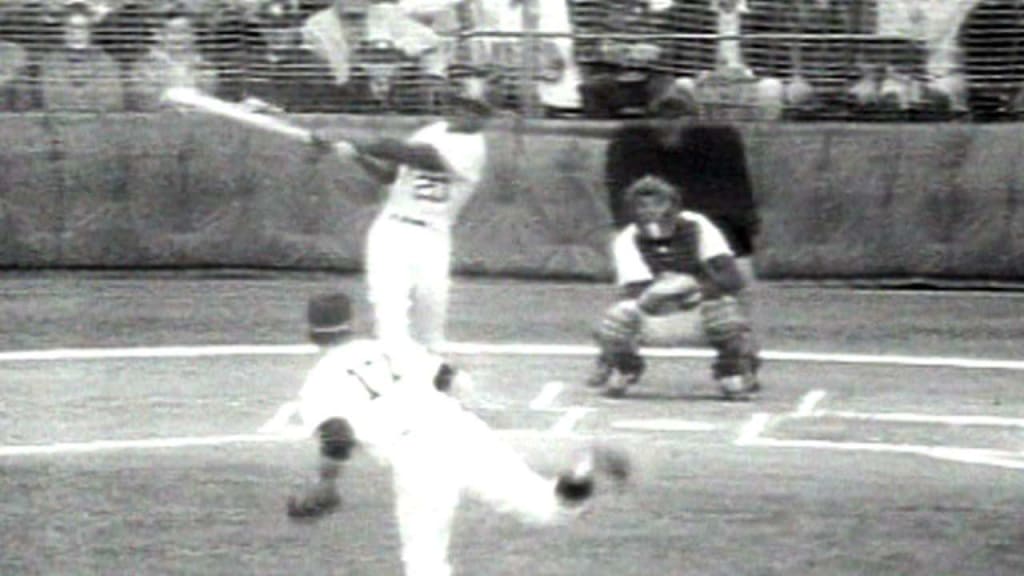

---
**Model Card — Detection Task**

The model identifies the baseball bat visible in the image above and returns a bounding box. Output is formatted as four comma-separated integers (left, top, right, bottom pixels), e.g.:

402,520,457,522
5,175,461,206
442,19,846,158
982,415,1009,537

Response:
162,87,315,143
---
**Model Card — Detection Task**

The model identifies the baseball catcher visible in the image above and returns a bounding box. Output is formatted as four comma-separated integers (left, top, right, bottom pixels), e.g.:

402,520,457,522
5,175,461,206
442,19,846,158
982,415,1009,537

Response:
586,175,761,399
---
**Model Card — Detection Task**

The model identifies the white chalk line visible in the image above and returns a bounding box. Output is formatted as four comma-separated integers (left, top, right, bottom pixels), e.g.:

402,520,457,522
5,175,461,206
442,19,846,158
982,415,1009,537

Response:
792,389,1024,428
735,413,773,446
3,344,1021,464
550,407,591,435
0,431,307,457
795,389,827,417
530,381,565,410
821,411,1024,428
0,345,317,362
739,435,1024,471
0,427,632,459
258,401,302,434
737,393,1024,471
611,419,716,432
0,342,1022,372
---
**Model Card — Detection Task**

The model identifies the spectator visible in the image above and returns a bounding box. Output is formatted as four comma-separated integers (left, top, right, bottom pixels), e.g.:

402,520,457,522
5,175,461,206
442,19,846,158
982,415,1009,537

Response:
39,0,124,112
0,38,33,111
575,0,714,118
299,0,445,113
604,81,759,268
351,37,431,113
93,1,157,68
127,4,218,111
461,0,583,115
846,58,879,115
743,0,854,120
242,0,347,112
301,0,370,88
0,1,62,110
399,0,459,79
364,0,444,71
959,0,1023,120
711,0,751,76
362,0,460,113
197,0,253,101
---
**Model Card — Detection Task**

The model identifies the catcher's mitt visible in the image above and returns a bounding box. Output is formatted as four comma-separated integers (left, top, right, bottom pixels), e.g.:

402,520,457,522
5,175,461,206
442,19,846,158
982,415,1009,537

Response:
637,273,702,314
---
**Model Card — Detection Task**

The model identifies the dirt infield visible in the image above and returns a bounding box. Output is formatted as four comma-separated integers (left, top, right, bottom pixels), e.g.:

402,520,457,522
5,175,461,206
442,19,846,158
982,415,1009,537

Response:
1,272,1022,575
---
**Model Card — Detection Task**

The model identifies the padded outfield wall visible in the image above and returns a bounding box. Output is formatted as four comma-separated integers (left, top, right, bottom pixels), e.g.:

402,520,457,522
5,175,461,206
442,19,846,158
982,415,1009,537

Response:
1,112,1023,283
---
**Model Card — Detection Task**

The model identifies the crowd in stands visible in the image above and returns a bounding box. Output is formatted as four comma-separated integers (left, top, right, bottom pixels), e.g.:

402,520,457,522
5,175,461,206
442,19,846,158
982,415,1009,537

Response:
0,0,1022,121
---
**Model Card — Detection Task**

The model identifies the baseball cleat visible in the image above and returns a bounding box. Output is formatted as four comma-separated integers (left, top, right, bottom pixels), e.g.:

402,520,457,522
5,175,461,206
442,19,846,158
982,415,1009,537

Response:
603,370,640,398
584,358,614,389
717,374,759,401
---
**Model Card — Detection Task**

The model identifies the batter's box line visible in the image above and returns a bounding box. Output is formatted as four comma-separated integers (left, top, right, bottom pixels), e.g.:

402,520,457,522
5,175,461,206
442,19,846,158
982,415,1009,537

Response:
792,389,1024,428
734,395,1024,471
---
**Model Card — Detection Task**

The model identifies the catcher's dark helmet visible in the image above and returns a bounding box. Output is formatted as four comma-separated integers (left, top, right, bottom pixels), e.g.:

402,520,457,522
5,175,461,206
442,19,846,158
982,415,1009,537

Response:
307,292,353,340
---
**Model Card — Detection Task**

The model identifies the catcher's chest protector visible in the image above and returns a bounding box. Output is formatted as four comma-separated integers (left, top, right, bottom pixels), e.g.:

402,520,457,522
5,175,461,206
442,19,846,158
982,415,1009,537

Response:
634,218,703,278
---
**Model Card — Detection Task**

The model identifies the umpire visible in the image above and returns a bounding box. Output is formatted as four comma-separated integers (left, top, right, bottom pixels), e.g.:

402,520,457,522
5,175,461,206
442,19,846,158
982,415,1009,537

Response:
603,81,760,260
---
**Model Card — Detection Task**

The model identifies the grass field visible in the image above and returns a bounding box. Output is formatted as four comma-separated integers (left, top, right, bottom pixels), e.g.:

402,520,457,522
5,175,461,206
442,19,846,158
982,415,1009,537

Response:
1,272,1023,576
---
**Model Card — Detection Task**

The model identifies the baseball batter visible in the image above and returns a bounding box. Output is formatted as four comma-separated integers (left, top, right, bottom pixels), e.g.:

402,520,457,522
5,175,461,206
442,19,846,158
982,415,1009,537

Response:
287,292,631,576
586,175,761,399
314,68,491,365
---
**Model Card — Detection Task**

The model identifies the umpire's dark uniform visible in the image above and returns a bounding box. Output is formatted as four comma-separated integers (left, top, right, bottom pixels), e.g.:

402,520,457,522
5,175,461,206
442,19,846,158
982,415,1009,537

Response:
604,121,760,257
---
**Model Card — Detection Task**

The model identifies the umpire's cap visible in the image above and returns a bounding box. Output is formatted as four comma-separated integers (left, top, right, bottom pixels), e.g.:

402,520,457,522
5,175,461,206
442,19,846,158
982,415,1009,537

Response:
307,292,353,336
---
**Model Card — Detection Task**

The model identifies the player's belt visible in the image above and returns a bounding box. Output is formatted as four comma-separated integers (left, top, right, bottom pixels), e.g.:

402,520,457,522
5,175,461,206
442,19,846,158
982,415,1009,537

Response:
389,214,430,228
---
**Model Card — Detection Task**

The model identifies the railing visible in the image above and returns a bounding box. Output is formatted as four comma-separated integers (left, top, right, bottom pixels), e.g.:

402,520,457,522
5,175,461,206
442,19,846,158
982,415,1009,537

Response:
0,0,1022,122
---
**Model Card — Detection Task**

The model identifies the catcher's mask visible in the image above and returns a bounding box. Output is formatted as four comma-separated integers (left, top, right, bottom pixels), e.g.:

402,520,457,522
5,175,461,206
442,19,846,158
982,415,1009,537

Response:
627,176,681,240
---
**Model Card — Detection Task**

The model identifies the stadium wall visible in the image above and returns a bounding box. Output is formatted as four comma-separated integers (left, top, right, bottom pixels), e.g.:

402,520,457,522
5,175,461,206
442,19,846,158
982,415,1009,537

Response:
1,113,1022,283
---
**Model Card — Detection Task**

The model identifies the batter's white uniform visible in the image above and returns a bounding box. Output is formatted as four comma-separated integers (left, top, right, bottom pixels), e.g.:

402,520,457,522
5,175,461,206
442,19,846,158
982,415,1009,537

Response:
613,210,734,345
297,339,568,576
365,121,487,356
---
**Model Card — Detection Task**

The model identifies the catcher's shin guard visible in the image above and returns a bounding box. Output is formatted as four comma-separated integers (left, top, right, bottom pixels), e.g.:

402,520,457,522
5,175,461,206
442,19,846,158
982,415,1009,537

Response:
588,300,645,390
594,300,642,353
701,296,760,396
587,352,647,393
603,352,645,397
585,353,615,389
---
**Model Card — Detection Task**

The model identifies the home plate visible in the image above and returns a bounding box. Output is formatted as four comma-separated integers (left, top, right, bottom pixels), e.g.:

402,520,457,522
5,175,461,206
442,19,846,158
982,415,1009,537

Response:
611,419,716,432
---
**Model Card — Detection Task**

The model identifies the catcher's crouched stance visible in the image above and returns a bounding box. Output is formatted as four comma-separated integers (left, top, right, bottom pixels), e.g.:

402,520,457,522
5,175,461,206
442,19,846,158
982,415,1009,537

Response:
587,176,761,400
287,292,631,576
